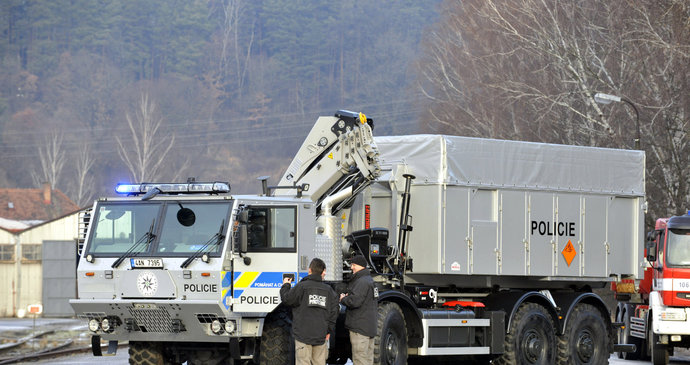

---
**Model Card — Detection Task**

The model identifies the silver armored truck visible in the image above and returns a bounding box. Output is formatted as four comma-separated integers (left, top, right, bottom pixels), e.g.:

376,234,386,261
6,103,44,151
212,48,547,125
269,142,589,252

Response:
71,111,644,364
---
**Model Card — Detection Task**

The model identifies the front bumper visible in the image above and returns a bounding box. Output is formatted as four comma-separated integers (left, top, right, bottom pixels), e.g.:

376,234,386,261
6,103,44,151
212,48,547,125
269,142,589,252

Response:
652,308,690,335
70,299,261,342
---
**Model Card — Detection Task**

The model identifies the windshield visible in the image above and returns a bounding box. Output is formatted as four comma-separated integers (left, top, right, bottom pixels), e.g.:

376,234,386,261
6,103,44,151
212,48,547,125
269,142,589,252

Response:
666,229,690,267
157,202,230,254
86,201,232,257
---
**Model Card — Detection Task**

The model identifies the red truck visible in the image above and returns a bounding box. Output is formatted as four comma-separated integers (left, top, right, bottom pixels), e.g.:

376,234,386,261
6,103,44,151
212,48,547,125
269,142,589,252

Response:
616,211,690,365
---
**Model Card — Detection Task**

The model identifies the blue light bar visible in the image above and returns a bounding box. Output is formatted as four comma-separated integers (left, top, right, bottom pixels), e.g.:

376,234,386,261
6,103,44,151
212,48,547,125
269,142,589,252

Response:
115,182,230,195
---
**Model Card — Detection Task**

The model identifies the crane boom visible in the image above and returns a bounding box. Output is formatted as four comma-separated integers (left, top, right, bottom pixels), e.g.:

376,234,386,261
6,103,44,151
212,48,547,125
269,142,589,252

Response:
275,110,381,212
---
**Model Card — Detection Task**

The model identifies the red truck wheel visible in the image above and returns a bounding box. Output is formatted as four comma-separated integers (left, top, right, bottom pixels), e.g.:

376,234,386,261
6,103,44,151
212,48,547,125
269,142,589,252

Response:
617,306,642,360
648,317,669,365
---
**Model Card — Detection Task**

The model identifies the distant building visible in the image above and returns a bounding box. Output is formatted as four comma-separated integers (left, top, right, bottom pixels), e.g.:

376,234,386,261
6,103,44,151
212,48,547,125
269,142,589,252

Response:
0,184,84,317
0,183,79,225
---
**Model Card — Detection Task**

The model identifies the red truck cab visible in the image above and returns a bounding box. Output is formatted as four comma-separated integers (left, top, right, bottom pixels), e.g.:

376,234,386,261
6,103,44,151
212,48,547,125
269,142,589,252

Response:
646,213,690,307
616,212,690,364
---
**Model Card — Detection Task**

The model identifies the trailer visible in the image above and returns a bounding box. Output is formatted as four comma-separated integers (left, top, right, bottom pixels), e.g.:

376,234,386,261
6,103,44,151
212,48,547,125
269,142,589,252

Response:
340,134,645,364
70,111,645,365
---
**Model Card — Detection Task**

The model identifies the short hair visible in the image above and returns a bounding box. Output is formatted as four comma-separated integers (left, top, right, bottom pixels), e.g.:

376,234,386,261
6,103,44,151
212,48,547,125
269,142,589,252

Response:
309,258,326,276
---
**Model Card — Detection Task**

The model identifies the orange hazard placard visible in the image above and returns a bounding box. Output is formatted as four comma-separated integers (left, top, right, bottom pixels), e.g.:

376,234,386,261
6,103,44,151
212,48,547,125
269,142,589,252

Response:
562,240,576,267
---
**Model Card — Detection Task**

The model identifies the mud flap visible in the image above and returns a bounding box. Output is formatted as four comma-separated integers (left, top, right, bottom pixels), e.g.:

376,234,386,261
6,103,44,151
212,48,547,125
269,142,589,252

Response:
91,336,118,356
229,338,241,359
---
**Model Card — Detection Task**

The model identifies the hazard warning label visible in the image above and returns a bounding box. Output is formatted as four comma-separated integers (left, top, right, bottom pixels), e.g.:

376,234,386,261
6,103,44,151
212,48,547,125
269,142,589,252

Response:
562,240,576,267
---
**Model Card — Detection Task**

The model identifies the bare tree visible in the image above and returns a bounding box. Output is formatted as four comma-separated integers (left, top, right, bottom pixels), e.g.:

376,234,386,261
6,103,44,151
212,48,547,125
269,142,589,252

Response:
116,93,175,182
417,0,689,220
214,0,255,103
31,132,66,189
70,144,95,207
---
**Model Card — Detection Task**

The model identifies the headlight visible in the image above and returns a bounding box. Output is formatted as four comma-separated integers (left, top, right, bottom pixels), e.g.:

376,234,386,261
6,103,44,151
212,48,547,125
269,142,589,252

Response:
101,318,111,332
88,319,100,332
659,310,687,321
224,320,236,334
211,319,223,334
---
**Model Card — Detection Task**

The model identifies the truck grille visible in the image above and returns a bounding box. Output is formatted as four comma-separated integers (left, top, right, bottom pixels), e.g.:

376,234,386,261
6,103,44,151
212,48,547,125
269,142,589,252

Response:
78,312,106,321
129,307,174,333
196,313,223,324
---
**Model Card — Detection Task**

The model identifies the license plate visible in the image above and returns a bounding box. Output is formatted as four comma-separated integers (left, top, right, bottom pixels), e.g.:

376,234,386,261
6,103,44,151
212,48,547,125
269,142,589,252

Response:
130,258,164,268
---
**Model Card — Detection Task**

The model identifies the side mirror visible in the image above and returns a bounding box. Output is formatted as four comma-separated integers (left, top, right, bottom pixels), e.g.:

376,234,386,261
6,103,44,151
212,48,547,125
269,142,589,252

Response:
239,224,248,253
646,230,658,243
238,210,249,224
646,231,657,262
177,207,196,227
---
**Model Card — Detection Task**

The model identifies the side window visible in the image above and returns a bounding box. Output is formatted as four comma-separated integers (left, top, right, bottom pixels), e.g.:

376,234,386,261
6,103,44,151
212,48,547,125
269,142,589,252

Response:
0,245,14,262
21,244,42,262
247,208,268,249
272,208,296,248
247,206,296,252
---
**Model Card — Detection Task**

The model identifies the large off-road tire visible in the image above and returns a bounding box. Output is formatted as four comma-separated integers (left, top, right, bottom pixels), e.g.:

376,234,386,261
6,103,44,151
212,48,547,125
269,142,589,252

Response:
187,349,226,365
557,303,609,365
374,302,407,365
617,305,642,360
129,341,164,365
649,317,670,365
494,302,556,365
259,310,294,365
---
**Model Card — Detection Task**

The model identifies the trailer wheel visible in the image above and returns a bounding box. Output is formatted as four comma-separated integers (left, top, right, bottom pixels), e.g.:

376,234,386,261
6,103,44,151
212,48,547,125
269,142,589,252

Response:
494,302,556,365
128,341,164,365
374,302,407,365
649,317,669,365
557,303,608,365
617,305,642,359
259,310,294,365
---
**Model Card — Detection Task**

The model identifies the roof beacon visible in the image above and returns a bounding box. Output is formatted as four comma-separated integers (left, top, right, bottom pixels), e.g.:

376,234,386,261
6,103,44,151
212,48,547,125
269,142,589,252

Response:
115,182,230,196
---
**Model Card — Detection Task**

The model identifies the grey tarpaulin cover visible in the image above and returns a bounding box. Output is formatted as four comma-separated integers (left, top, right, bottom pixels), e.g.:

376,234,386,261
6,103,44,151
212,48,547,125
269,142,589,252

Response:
374,135,645,196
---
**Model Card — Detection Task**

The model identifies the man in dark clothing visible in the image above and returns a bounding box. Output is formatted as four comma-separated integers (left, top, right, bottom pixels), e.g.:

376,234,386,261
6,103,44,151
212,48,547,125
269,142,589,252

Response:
280,258,339,365
340,255,378,365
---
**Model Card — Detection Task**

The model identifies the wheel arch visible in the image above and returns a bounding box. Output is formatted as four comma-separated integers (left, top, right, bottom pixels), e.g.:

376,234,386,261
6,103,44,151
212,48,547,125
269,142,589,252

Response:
378,289,424,348
551,292,612,336
483,291,560,334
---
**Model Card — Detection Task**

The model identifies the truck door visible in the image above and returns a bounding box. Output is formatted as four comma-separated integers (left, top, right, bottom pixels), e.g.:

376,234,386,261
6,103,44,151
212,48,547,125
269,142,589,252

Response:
231,205,298,313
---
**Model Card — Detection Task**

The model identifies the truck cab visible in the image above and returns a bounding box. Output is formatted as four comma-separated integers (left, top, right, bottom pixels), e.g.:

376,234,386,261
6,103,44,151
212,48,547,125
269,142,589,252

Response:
618,211,690,364
71,111,381,364
647,213,690,306
71,182,322,363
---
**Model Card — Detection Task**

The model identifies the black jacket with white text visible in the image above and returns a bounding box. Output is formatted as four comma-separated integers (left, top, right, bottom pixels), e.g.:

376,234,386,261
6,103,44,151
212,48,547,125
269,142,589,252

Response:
280,274,339,345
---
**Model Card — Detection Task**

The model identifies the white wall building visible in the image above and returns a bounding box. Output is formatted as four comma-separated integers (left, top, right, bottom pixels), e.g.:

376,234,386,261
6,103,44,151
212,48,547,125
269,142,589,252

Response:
0,185,82,317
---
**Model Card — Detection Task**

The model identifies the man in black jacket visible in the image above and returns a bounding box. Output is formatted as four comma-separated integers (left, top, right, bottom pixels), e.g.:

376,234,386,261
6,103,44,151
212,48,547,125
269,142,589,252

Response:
280,258,339,365
340,255,378,365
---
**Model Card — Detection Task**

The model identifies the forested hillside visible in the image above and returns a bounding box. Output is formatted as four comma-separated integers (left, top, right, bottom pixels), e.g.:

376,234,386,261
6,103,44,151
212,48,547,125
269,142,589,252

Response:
0,0,439,205
2,0,686,221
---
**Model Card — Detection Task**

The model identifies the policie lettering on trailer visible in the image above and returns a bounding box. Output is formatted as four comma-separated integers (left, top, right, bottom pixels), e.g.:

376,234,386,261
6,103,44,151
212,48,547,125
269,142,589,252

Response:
531,220,576,237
